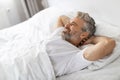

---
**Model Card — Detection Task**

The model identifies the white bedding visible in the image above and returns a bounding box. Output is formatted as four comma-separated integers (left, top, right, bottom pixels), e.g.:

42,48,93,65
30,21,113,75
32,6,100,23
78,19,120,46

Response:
0,6,120,80
0,8,56,80
57,56,120,80
0,42,55,80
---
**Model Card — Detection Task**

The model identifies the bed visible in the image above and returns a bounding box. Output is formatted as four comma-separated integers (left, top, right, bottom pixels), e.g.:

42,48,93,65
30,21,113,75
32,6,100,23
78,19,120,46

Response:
0,0,120,80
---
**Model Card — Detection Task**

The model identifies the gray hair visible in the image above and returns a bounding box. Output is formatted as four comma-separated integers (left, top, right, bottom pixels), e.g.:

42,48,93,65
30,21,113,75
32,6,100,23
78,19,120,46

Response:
76,11,96,38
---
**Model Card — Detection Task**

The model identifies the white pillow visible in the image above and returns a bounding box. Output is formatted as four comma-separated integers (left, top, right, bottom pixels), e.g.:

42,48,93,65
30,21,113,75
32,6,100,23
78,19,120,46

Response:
95,20,120,41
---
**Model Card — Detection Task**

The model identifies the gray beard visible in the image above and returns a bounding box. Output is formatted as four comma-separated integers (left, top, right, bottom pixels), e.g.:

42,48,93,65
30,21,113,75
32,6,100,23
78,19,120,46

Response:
62,32,71,42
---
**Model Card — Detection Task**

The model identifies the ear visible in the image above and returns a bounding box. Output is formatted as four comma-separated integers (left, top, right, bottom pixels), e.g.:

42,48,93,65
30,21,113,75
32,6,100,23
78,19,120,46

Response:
80,32,89,39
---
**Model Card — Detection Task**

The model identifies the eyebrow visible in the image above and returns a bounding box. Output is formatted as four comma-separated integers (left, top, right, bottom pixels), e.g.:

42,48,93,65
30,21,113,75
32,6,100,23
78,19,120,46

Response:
71,21,78,26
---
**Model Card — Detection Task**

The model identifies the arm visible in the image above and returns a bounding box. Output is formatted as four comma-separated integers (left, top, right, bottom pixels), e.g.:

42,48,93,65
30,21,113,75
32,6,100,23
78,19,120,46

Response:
83,36,116,61
54,15,70,29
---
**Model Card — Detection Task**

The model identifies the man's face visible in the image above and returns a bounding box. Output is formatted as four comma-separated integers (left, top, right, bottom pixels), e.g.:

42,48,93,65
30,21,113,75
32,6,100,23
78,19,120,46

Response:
62,17,86,45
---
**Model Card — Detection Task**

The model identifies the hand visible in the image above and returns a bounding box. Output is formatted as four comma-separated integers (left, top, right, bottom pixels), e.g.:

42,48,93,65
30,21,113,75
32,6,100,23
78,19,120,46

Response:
59,15,70,26
54,15,70,29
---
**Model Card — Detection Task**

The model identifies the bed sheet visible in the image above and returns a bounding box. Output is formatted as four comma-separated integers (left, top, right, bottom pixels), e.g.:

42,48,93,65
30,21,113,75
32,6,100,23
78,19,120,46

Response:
57,56,120,80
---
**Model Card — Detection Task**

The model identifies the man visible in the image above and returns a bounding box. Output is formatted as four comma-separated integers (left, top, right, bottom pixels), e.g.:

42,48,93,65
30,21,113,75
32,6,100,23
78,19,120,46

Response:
45,12,116,76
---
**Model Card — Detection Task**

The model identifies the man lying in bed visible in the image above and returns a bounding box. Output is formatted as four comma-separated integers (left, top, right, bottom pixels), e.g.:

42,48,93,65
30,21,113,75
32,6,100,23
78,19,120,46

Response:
45,11,116,77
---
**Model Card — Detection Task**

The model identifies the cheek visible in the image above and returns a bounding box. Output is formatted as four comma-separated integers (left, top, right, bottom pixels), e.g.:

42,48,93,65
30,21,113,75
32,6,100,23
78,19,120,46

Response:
70,28,80,35
71,26,81,32
70,30,76,35
71,31,82,38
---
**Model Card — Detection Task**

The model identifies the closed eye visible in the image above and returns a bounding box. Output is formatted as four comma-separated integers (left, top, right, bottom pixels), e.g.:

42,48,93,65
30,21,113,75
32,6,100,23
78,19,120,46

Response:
70,22,77,26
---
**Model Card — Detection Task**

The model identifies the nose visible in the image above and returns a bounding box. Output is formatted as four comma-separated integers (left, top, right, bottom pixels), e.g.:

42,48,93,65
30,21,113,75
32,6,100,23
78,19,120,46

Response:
65,23,70,29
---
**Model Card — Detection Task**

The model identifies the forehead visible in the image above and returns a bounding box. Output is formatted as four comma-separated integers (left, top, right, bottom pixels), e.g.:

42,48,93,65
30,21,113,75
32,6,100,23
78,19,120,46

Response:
70,17,85,27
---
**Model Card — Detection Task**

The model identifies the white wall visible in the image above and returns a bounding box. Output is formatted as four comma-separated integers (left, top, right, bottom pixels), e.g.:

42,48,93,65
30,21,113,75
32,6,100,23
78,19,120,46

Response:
0,0,27,29
0,7,10,29
0,0,47,29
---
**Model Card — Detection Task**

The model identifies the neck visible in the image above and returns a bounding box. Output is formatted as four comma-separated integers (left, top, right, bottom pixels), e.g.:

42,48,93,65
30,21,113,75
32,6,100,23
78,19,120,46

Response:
69,39,81,47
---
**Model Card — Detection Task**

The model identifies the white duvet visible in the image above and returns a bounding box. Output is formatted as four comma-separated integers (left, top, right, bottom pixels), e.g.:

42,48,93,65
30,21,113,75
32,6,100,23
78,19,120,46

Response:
0,42,55,80
0,7,120,80
0,8,56,80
